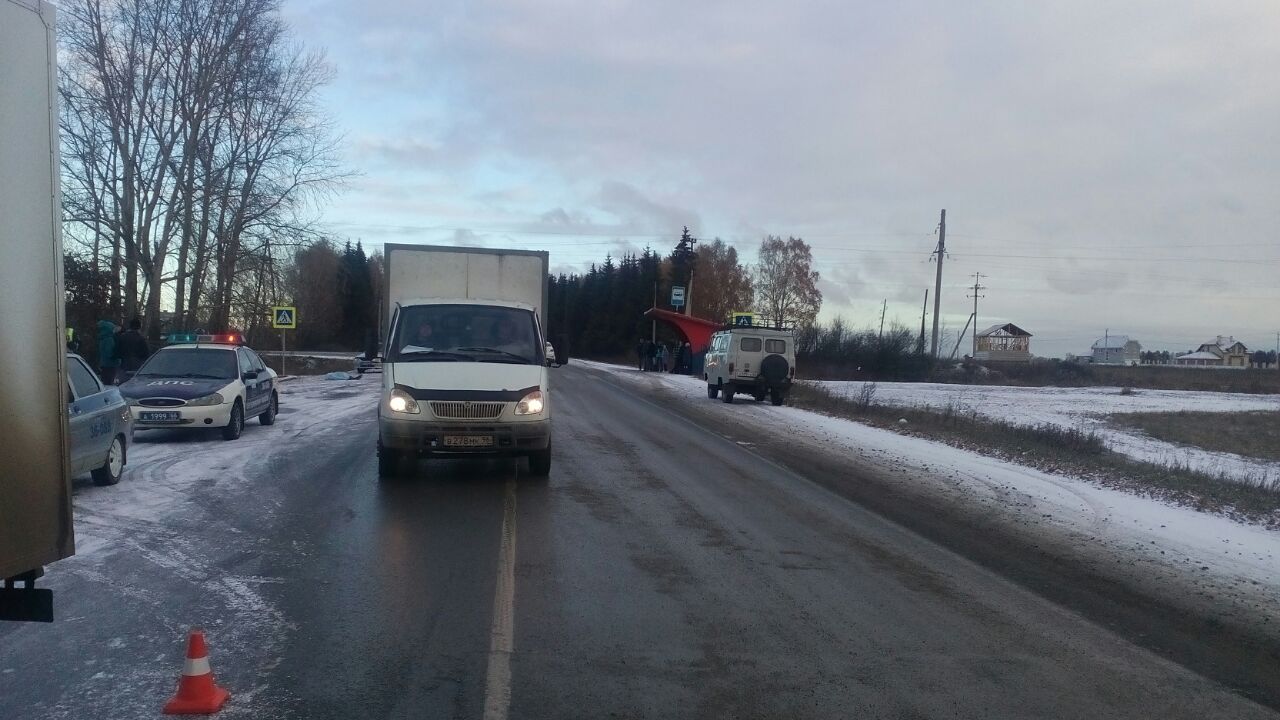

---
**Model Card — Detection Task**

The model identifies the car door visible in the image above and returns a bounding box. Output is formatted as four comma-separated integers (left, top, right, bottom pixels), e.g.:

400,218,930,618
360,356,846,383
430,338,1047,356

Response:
66,355,110,475
236,348,263,414
249,350,273,405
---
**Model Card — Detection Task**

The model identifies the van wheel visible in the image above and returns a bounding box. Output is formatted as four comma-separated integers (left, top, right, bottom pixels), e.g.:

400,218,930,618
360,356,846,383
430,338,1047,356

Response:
707,382,719,399
721,383,735,403
378,444,403,478
527,444,552,477
770,389,786,406
753,390,767,402
91,435,125,486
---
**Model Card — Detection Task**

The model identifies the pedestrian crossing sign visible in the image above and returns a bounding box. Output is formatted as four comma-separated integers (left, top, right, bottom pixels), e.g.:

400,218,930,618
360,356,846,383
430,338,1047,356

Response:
272,306,297,329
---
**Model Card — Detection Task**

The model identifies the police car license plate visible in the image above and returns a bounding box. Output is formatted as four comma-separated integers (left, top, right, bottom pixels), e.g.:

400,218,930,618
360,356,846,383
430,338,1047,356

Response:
140,411,180,423
443,435,493,448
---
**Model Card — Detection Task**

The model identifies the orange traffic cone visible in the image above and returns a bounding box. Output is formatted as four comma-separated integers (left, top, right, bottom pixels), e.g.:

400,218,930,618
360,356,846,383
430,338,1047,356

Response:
163,629,230,715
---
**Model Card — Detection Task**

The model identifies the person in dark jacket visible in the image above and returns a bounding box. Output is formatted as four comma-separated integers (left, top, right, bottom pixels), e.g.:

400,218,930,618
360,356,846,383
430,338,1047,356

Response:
115,317,151,379
96,319,120,384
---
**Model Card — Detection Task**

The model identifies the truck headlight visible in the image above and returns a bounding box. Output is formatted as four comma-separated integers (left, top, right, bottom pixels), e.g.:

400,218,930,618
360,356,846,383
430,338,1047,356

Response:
515,390,544,415
388,388,420,414
186,393,224,407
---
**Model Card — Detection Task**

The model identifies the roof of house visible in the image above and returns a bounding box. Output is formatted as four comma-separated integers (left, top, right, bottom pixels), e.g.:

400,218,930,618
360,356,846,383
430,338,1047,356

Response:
976,323,1032,338
1092,335,1133,349
1204,336,1247,352
1176,351,1222,361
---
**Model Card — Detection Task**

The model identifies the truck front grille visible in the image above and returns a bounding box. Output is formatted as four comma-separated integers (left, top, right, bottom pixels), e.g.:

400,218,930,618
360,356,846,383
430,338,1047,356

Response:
429,401,505,420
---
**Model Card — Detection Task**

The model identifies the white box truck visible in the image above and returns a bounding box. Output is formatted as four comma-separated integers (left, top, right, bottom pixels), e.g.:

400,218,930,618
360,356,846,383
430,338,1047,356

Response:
1,0,75,622
377,244,558,477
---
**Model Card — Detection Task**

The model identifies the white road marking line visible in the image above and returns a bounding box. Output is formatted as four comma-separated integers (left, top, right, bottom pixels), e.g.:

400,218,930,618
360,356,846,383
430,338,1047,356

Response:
482,478,518,720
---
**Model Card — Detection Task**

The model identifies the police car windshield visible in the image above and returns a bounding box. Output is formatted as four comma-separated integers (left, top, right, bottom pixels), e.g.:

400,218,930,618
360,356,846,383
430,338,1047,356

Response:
136,348,238,380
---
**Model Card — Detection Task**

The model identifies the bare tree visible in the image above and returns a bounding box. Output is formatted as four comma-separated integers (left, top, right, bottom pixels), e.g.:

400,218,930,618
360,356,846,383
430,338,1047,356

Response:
59,0,346,337
754,235,822,329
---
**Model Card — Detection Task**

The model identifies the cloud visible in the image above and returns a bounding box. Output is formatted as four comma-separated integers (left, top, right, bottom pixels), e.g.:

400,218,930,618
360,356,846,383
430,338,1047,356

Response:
289,0,1280,355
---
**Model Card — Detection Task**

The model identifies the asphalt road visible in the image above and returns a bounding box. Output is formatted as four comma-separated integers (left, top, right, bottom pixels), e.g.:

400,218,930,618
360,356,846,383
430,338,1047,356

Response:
1,365,1276,718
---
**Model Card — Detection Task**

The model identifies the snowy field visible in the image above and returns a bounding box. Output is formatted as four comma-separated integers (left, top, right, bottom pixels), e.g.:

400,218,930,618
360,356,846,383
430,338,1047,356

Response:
814,380,1280,484
576,360,1280,612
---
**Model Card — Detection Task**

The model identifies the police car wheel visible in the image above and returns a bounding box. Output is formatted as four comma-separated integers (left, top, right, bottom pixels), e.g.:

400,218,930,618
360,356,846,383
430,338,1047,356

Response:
91,435,125,486
222,401,244,440
259,393,278,425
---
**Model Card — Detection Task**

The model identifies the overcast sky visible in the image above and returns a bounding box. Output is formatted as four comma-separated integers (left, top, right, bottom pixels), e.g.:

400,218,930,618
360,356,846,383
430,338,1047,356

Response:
282,0,1280,358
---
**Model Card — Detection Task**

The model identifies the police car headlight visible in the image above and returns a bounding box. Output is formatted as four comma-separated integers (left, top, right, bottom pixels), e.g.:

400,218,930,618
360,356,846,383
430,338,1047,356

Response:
388,388,420,414
515,390,544,416
186,393,224,407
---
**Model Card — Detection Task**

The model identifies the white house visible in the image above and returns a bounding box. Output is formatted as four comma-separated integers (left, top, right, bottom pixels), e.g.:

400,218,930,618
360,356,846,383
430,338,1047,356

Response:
1091,335,1141,365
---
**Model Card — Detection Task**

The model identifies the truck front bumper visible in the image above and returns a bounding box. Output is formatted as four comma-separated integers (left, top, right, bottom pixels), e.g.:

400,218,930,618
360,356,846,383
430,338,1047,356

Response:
379,416,551,456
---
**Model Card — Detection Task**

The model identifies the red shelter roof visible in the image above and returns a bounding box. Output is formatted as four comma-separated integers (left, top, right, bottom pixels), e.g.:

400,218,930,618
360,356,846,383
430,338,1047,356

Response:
643,307,722,352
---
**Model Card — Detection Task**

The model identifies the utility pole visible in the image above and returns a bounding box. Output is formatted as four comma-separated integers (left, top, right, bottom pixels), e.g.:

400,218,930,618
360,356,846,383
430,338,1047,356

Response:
930,209,947,357
967,272,986,358
651,281,657,343
1104,328,1109,364
1274,331,1278,370
878,299,888,342
687,264,695,317
917,289,929,355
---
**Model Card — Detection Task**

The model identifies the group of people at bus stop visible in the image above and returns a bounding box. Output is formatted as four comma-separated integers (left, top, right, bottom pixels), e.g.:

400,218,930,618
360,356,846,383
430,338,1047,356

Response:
637,338,693,374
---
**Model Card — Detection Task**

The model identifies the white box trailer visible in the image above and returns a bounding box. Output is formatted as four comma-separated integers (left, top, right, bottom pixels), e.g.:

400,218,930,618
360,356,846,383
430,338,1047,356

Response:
383,244,549,330
0,0,74,622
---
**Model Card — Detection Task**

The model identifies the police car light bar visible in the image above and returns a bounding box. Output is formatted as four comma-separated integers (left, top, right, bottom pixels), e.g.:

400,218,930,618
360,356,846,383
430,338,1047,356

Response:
166,333,245,345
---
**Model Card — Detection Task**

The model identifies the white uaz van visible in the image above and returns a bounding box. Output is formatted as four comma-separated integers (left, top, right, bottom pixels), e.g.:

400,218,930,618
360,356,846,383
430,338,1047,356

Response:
704,325,795,406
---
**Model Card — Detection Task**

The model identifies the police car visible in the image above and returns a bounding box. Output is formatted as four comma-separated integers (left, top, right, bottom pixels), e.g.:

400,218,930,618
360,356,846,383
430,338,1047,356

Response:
118,334,279,440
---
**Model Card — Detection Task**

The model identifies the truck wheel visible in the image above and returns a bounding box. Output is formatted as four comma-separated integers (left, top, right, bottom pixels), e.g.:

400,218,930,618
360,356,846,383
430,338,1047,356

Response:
259,393,278,425
91,435,125,486
721,383,735,403
707,382,719,399
221,401,244,440
770,389,786,406
527,444,551,477
378,445,403,478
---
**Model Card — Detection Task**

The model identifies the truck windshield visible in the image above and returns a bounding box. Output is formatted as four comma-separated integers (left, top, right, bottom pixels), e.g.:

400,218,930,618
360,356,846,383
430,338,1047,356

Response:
135,348,239,379
392,305,540,364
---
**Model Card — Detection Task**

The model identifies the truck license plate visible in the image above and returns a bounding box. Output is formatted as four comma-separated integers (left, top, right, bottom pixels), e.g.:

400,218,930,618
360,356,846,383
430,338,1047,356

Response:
140,411,180,423
443,435,493,448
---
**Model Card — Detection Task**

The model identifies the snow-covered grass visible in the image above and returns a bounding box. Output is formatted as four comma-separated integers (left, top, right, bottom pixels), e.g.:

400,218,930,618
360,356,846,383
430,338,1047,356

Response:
815,380,1280,485
576,360,1280,610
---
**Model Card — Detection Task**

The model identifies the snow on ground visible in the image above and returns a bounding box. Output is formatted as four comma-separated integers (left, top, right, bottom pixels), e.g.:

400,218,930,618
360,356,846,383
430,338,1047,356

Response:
70,374,378,559
49,375,379,719
815,380,1280,484
577,360,1280,609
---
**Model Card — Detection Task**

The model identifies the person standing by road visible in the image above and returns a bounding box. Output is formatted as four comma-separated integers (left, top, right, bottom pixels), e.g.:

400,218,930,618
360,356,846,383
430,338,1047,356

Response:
96,319,120,384
115,317,151,381
637,338,647,371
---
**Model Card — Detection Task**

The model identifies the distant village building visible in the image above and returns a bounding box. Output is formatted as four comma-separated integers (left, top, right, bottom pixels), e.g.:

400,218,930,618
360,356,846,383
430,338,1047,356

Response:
1173,336,1249,368
974,323,1032,363
1091,335,1141,365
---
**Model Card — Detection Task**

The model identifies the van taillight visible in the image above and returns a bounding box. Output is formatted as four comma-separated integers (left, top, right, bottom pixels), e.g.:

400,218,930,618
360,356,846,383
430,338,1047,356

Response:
728,362,735,374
